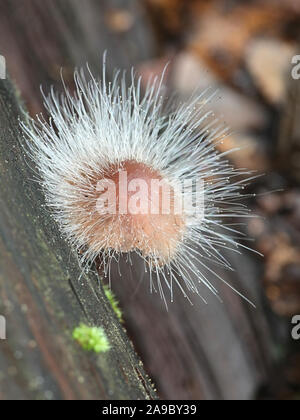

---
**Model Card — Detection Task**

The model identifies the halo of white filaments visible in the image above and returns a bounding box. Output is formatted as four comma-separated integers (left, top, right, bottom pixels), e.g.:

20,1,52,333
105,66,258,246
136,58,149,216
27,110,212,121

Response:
21,56,258,307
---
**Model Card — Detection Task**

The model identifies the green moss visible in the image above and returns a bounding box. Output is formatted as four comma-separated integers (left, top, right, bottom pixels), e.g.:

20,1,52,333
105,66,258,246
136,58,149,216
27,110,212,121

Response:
72,323,111,353
103,285,123,322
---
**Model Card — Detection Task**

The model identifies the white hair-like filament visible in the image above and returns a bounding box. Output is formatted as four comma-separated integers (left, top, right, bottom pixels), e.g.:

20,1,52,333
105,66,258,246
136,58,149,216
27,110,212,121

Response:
21,57,257,306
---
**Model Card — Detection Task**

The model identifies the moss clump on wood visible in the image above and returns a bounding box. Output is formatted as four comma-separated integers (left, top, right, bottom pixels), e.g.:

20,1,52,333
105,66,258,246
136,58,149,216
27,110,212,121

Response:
103,285,123,322
73,323,111,353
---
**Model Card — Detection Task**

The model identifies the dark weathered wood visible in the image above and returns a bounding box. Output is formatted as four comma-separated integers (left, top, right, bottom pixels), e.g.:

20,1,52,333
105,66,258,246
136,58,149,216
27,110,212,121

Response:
0,0,156,114
110,247,275,400
0,76,157,400
0,0,158,401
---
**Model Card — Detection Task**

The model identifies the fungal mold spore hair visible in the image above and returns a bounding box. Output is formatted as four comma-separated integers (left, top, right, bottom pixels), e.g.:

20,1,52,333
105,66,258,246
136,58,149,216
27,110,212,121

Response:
21,55,255,305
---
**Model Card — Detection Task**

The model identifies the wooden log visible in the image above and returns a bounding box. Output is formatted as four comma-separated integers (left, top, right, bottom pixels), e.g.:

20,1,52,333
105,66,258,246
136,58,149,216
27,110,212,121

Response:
0,75,157,400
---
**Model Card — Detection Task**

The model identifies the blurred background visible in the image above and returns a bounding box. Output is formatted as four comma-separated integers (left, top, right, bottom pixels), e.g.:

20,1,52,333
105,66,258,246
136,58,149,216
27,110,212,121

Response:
0,0,300,400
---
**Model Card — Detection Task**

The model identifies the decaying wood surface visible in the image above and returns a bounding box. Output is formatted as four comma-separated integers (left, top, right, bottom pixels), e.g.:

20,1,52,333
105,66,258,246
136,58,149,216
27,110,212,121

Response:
0,75,157,400
0,0,158,400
